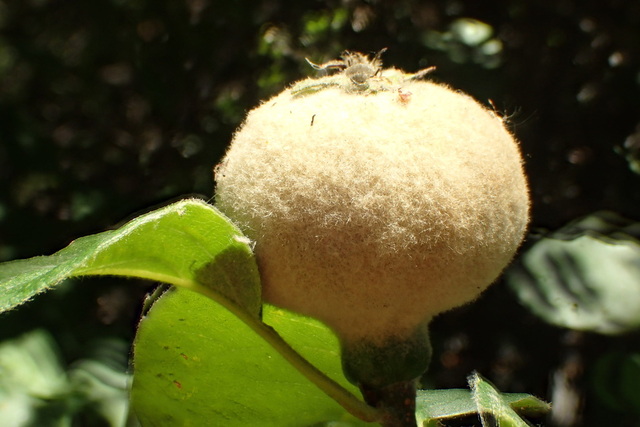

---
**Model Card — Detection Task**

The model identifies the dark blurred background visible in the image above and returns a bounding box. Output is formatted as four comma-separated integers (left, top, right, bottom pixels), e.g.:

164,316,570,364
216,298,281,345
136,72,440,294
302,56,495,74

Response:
1,0,639,426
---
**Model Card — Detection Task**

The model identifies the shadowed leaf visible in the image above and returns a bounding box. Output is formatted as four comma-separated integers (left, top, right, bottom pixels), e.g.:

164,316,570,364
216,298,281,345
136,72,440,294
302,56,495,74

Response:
505,211,640,334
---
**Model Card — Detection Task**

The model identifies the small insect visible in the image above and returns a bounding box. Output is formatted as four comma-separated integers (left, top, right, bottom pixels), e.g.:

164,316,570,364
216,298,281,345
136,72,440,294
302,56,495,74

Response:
305,48,388,89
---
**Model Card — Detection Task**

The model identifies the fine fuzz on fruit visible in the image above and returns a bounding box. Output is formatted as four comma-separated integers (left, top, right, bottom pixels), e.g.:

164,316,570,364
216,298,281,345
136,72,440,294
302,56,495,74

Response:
214,51,529,424
215,62,529,343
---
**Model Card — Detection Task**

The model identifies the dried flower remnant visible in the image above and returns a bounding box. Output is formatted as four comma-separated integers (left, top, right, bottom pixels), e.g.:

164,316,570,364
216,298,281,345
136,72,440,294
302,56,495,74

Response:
292,49,435,96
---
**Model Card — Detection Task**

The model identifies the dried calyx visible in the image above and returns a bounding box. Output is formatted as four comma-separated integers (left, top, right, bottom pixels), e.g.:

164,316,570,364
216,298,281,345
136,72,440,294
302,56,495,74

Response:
215,50,529,426
294,48,435,96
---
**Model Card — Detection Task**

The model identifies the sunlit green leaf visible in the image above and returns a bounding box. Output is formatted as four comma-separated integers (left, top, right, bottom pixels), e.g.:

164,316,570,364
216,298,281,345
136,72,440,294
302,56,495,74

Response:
470,372,534,426
0,199,261,318
131,287,372,426
416,378,549,426
0,198,379,424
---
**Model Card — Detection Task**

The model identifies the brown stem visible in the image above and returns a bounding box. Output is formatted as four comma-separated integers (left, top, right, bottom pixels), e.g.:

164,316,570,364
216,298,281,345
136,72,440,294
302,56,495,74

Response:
359,379,418,427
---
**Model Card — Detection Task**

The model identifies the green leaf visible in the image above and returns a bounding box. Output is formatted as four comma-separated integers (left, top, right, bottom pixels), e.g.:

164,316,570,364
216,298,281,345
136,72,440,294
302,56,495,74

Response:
505,211,640,334
0,198,378,423
415,378,549,426
131,287,373,427
0,198,261,318
470,372,535,426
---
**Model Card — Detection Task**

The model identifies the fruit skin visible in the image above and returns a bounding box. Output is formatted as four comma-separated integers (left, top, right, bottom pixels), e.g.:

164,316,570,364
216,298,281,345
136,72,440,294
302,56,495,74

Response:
216,66,529,425
214,73,529,347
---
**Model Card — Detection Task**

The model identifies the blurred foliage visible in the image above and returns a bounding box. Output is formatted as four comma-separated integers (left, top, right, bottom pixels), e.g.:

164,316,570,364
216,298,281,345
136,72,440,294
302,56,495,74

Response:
506,211,640,335
1,0,639,426
0,329,132,426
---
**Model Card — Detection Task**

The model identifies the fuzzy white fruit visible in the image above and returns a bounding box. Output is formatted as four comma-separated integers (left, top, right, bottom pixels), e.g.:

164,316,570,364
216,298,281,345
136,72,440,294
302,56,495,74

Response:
215,70,529,345
215,56,529,425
